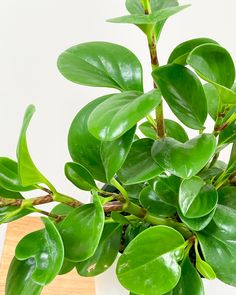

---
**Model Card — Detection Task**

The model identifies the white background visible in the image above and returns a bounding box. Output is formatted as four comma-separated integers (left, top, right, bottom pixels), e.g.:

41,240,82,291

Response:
0,0,236,294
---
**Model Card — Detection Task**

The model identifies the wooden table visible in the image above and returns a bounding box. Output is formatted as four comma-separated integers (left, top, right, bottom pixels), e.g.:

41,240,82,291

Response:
0,217,95,294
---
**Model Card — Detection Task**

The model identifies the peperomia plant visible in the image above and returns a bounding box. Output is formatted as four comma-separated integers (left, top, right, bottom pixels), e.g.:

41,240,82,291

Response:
2,0,236,294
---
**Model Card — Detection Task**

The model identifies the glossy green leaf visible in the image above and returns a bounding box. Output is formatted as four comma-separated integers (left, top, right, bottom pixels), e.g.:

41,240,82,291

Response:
65,162,97,191
219,120,236,144
6,258,42,295
88,90,161,141
151,134,216,179
218,186,236,210
152,64,207,129
0,157,35,192
198,160,226,180
169,256,204,295
59,192,104,262
58,42,143,92
168,38,218,65
139,119,188,142
116,226,185,295
108,6,189,25
68,95,109,182
179,177,218,218
118,138,163,185
15,217,64,285
187,44,236,104
17,105,52,189
125,183,144,204
197,204,236,286
177,207,215,231
150,174,180,207
77,223,122,276
111,211,131,225
139,185,176,217
59,258,75,275
203,83,221,121
101,126,136,182
124,221,150,248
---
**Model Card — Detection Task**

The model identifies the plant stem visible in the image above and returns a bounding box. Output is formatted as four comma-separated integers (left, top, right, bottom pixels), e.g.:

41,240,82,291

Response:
145,4,165,138
110,178,129,201
0,194,53,208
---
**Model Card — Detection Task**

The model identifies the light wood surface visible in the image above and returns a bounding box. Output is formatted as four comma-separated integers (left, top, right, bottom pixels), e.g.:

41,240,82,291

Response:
0,217,95,294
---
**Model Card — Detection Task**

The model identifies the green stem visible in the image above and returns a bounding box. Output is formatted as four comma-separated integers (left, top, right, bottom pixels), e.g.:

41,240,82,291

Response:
110,178,129,201
53,192,82,207
141,0,151,14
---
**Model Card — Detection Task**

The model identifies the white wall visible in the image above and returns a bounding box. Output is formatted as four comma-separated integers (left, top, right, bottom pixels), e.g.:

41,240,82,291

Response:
0,0,236,294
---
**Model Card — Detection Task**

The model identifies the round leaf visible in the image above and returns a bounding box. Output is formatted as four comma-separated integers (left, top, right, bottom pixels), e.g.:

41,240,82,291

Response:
57,42,143,92
169,256,204,295
59,193,104,262
68,95,109,182
151,134,216,179
203,83,221,121
218,186,236,210
177,207,215,231
168,37,218,65
76,223,122,276
118,138,163,185
139,185,176,217
152,64,207,129
64,162,97,191
101,126,136,182
197,204,236,286
88,90,161,141
187,44,236,104
116,225,185,295
15,217,64,285
150,174,180,207
179,177,218,218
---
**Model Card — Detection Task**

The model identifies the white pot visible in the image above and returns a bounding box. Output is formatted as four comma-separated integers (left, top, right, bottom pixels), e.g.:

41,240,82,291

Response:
95,256,236,295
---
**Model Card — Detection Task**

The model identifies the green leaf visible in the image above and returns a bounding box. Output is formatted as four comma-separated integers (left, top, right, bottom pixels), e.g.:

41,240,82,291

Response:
151,0,179,41
152,64,207,129
68,95,109,182
125,183,144,204
218,186,236,210
118,138,163,185
198,160,226,180
150,174,180,207
197,204,236,286
139,119,188,142
15,217,64,285
168,38,218,65
203,83,221,121
196,256,216,280
108,6,189,25
76,223,122,276
187,43,236,104
64,162,97,191
151,134,216,179
126,0,144,14
0,157,36,192
179,176,218,218
124,221,150,248
139,185,176,217
59,258,75,275
88,90,161,141
59,192,104,262
101,126,136,182
116,225,185,295
111,211,131,225
6,258,42,295
177,207,215,231
169,256,204,295
57,42,143,92
17,105,52,189
219,120,236,144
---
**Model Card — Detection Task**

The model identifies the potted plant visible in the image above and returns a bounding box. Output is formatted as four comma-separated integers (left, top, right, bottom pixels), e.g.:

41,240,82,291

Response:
1,0,236,294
